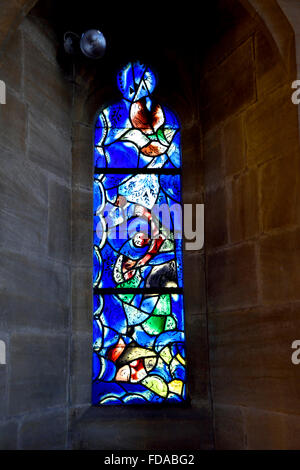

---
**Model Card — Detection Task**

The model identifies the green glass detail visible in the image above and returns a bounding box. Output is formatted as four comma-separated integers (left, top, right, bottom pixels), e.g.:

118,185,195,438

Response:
153,294,171,316
160,239,174,252
142,315,166,335
117,293,135,303
116,272,141,289
157,127,169,146
165,315,177,331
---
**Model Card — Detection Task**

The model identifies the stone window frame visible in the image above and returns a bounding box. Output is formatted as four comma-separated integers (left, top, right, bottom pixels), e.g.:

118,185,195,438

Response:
69,64,213,448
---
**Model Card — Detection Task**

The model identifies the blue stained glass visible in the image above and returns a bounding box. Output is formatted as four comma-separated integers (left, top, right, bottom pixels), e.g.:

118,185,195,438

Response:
93,293,186,402
92,62,186,405
100,295,127,334
140,296,159,314
103,101,132,128
167,131,181,168
94,146,107,168
105,141,139,168
160,174,181,202
123,304,149,326
163,106,180,130
93,172,183,290
94,63,181,170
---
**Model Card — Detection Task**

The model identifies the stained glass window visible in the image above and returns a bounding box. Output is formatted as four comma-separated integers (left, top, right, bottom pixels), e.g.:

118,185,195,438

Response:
92,62,187,405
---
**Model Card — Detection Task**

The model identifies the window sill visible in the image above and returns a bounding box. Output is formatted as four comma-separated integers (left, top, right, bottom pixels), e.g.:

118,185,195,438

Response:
71,402,212,450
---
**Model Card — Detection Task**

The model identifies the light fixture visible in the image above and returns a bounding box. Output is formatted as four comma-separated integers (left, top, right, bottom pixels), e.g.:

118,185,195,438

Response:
64,29,106,59
80,30,106,59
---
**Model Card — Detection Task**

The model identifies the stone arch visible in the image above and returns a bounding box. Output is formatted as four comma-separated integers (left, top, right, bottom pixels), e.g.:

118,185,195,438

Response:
243,0,296,76
0,1,297,121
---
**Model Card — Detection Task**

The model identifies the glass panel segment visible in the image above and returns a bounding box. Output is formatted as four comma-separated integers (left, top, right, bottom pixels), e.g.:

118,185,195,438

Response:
93,173,183,289
92,293,186,405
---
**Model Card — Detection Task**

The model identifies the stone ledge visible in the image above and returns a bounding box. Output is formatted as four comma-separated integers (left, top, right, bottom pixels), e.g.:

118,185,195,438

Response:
71,404,212,450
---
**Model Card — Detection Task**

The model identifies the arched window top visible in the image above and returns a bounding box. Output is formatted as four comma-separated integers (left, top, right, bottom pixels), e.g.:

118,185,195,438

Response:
94,62,181,170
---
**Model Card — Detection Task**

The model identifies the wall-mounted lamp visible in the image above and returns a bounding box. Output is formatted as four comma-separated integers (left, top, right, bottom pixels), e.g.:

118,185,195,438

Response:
64,29,106,59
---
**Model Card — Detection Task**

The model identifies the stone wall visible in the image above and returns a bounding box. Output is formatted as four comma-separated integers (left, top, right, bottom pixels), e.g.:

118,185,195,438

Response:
201,0,300,450
0,10,73,449
1,0,300,450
